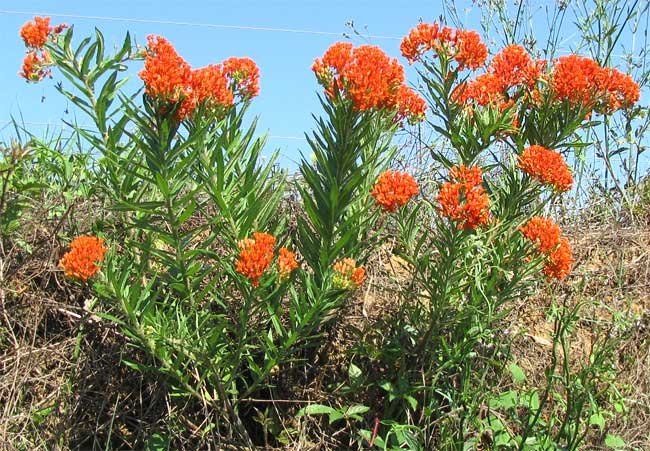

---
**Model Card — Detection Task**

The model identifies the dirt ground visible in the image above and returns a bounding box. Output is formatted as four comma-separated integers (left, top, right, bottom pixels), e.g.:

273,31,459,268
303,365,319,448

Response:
1,219,648,449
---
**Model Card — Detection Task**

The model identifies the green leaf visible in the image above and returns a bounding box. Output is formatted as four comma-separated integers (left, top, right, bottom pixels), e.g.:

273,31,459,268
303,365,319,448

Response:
328,410,345,424
489,391,518,410
508,363,526,384
405,395,418,411
93,311,128,327
526,391,540,411
31,404,57,425
604,434,626,449
122,359,153,373
348,362,363,386
359,429,386,448
95,28,105,65
346,405,370,417
143,432,170,451
296,404,336,417
589,413,606,431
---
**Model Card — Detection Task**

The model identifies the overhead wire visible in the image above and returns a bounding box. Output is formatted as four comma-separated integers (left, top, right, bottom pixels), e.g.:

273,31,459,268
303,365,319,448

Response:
0,8,391,144
0,9,401,40
0,120,306,140
1,8,642,143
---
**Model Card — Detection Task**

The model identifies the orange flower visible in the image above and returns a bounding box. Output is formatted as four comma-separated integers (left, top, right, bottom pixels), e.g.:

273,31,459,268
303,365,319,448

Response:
519,216,562,253
598,67,640,113
19,16,52,48
400,22,449,62
313,42,425,118
452,73,507,107
223,57,261,99
236,232,276,287
455,30,489,71
544,237,573,280
448,164,483,186
518,145,573,192
395,85,428,123
139,35,191,104
520,217,572,280
453,46,544,110
312,42,353,84
58,236,107,282
17,16,65,83
52,24,68,35
332,258,365,290
550,55,639,113
400,22,487,70
371,170,419,212
138,36,260,120
489,44,541,89
351,266,365,287
19,50,52,82
181,64,235,116
437,165,490,230
342,45,404,110
550,55,600,109
277,247,298,281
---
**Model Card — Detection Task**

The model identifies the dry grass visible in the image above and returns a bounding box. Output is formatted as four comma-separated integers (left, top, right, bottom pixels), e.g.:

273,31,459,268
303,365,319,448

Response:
1,213,649,449
507,223,650,449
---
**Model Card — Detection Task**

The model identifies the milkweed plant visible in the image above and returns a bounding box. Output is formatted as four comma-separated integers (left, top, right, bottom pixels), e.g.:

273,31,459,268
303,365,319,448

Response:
19,15,640,449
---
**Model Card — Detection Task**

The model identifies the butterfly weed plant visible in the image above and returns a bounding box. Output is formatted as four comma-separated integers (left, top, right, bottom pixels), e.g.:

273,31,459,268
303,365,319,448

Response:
17,15,641,449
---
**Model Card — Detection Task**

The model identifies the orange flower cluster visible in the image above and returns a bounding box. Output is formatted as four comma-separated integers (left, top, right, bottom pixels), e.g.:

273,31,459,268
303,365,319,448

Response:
453,45,541,108
20,50,52,82
551,54,639,113
20,16,51,48
401,22,453,62
20,16,66,48
139,35,191,103
312,42,426,122
599,68,641,112
437,165,490,230
236,232,276,287
139,35,260,120
58,236,107,282
518,145,573,192
520,217,573,280
235,233,298,287
520,216,561,253
277,248,298,282
178,64,233,119
400,22,488,71
395,85,428,123
453,73,506,107
18,16,66,82
490,45,542,90
223,57,261,98
332,258,365,290
455,30,489,71
544,238,573,280
371,170,419,212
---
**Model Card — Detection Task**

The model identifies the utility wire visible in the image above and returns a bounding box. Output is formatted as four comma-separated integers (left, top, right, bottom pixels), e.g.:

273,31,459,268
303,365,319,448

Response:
0,9,401,40
0,119,306,140
1,10,639,59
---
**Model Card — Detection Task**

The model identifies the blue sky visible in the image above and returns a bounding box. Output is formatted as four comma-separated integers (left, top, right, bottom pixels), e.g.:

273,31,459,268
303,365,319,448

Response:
1,1,452,168
0,1,646,172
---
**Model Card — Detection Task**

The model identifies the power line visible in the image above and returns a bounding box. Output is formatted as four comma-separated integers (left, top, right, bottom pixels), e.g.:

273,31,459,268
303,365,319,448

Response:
2,9,643,60
3,9,642,62
267,135,306,141
0,119,306,140
0,9,400,40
